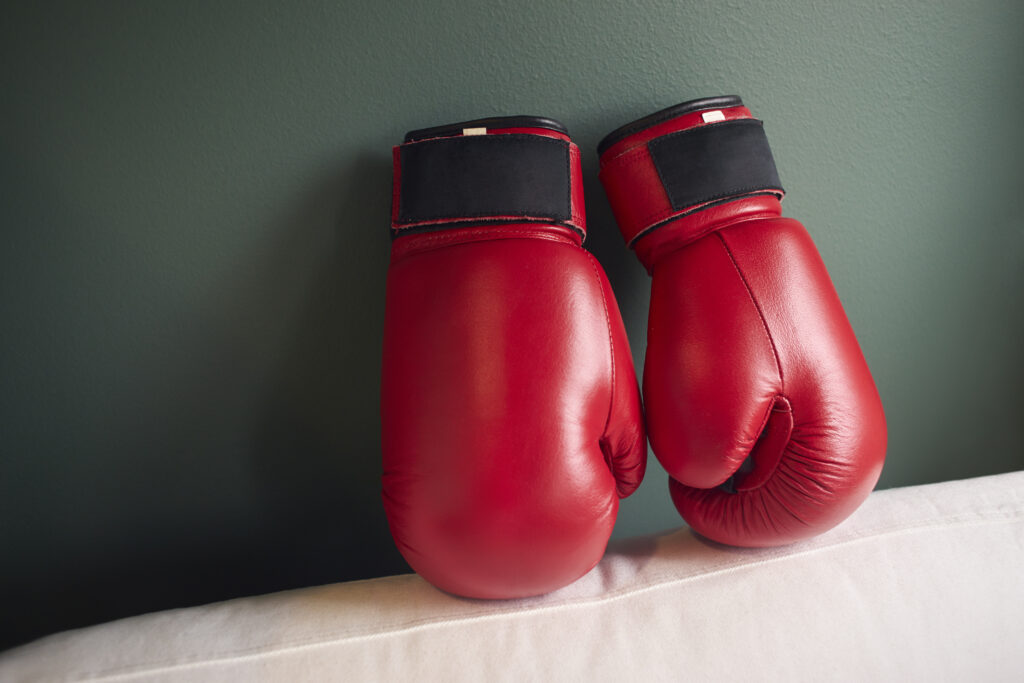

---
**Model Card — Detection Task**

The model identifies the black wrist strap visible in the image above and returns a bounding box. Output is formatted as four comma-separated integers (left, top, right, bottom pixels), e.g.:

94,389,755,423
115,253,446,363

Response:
649,119,784,211
393,133,576,233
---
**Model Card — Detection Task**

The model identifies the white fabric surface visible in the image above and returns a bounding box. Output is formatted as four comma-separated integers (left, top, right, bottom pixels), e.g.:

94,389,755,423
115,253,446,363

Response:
2,471,1023,682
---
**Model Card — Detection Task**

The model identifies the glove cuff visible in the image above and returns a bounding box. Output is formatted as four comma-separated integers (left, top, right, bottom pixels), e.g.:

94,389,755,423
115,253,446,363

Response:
392,116,586,240
598,96,785,249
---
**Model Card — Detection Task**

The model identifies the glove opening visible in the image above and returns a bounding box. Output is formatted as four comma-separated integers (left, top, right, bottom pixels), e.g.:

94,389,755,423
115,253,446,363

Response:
720,396,793,493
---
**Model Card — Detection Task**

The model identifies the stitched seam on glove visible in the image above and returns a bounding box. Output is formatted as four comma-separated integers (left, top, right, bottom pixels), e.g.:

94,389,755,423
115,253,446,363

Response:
714,231,785,394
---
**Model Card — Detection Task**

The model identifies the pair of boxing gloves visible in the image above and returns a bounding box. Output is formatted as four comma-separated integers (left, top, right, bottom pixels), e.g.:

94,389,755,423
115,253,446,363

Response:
381,96,887,599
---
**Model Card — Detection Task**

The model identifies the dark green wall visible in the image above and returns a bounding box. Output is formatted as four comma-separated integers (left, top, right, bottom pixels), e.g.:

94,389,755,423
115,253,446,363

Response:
2,0,1022,649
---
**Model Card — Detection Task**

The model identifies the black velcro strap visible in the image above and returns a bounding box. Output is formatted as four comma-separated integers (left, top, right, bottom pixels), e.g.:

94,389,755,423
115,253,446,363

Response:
648,119,783,211
396,134,571,226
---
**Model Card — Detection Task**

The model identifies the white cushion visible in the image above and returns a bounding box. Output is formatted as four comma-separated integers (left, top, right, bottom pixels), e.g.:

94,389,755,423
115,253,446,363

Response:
2,472,1023,682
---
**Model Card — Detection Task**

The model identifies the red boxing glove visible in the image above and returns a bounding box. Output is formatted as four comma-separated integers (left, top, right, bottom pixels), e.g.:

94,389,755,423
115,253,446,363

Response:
383,116,646,598
598,97,886,546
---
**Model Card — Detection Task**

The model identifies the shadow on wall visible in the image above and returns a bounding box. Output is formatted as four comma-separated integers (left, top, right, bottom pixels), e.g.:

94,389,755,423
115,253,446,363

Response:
0,151,408,650
247,150,409,591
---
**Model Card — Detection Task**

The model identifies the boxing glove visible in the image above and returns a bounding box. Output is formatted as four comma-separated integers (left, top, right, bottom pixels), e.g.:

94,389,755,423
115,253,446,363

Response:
382,116,646,598
597,96,886,546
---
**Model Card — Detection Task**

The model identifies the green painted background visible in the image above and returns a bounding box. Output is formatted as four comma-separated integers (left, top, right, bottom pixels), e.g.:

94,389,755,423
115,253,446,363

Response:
2,0,1022,649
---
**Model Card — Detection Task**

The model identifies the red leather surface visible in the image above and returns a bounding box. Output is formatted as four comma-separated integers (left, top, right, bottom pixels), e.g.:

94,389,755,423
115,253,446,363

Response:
599,105,886,547
383,128,645,598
